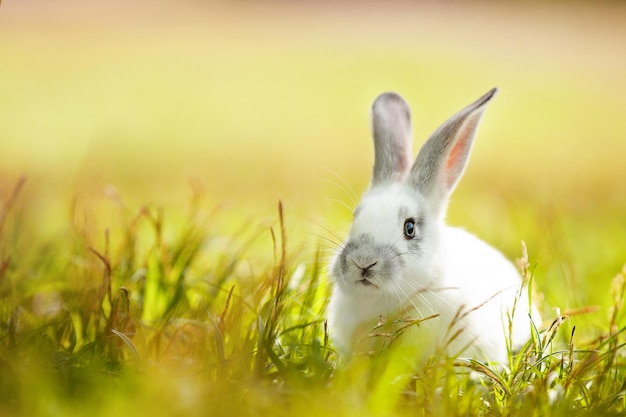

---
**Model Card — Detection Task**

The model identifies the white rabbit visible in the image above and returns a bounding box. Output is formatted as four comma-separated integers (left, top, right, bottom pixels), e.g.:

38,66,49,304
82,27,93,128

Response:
327,88,540,363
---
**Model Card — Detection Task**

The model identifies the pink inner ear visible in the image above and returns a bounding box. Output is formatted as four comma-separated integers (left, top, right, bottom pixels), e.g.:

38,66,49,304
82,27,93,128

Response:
397,154,411,181
445,117,478,189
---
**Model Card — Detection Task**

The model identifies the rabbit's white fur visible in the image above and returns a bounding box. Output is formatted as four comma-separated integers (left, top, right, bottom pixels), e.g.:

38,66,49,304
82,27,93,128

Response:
327,89,540,363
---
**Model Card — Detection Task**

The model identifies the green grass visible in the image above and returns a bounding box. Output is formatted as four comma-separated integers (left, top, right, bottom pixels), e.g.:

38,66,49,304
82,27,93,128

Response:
1,183,625,416
1,1,626,416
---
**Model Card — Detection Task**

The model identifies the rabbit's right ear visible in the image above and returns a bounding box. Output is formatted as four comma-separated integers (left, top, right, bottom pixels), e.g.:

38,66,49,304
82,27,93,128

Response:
370,92,413,186
409,88,497,215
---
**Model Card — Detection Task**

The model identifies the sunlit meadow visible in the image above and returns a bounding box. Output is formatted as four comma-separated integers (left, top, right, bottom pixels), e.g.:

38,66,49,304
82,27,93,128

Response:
1,1,625,416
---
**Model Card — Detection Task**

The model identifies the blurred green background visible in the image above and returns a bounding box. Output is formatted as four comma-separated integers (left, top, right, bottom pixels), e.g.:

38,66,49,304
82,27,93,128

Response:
1,0,625,318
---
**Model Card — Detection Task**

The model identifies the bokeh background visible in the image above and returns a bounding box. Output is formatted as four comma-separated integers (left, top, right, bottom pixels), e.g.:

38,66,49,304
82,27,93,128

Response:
1,0,625,316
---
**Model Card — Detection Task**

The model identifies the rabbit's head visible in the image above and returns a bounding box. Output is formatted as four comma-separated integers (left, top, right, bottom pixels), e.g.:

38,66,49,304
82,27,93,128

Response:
331,89,498,300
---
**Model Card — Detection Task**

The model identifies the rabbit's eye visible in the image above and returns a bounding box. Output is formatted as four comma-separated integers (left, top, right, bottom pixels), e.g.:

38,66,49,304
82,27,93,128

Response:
403,219,416,239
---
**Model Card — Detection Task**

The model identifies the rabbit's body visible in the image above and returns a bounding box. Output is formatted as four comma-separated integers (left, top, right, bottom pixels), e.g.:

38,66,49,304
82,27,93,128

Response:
327,89,539,362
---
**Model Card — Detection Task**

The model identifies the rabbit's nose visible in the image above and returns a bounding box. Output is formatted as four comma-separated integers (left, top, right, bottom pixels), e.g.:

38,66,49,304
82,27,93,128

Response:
361,261,378,271
351,259,378,276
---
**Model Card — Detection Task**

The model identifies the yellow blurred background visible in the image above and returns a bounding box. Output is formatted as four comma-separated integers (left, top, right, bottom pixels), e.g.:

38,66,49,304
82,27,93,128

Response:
1,1,625,309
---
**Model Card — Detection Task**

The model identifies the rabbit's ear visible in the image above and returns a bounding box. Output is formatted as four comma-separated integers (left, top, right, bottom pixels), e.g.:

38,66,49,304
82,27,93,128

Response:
409,88,497,213
370,92,413,186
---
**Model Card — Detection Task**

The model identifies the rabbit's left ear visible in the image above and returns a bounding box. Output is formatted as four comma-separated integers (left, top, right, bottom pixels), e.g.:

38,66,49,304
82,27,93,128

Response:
370,92,413,187
409,88,497,213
